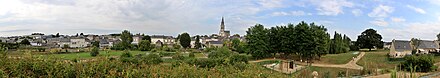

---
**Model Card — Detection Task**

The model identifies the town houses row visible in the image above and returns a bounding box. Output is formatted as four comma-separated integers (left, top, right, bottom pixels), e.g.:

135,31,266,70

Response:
0,33,245,49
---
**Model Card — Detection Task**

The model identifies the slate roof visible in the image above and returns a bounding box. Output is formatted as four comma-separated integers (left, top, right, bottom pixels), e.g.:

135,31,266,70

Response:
418,40,439,49
393,40,412,52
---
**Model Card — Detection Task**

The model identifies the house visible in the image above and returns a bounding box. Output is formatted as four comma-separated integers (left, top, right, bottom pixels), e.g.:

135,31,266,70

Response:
58,38,71,48
206,41,223,48
99,39,111,48
151,35,175,46
131,35,143,45
417,40,439,54
389,40,412,58
69,37,90,48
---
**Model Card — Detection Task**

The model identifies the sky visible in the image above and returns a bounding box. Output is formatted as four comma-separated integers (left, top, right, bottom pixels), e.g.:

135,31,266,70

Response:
1,0,440,41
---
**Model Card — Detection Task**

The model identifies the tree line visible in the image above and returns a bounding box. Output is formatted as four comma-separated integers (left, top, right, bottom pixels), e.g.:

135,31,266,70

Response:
245,21,383,60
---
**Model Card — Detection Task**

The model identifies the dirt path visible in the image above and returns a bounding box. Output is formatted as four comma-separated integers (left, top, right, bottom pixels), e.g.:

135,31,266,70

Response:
249,52,366,70
296,52,365,70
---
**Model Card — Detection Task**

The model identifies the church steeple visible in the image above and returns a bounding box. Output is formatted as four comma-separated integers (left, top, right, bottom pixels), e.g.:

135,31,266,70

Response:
219,17,225,37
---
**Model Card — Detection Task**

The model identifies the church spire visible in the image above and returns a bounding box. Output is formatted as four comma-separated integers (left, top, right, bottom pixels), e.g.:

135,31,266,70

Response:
219,17,225,37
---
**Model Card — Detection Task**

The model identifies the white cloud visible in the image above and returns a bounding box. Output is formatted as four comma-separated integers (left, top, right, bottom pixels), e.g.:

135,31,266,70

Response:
406,5,426,14
391,17,406,22
258,0,284,8
368,5,394,18
370,19,388,27
381,22,440,41
351,9,362,16
0,0,266,36
310,0,354,16
271,11,306,16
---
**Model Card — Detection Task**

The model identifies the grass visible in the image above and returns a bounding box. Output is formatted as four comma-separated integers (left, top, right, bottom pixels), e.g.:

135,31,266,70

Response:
357,51,403,70
295,66,362,78
38,50,148,60
254,59,282,65
315,52,360,64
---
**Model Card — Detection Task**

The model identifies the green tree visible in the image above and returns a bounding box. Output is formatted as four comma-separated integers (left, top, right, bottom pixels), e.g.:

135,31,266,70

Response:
293,22,330,61
120,30,133,50
90,46,99,57
138,40,151,51
0,45,8,58
246,24,270,59
231,38,240,51
195,35,202,49
92,41,100,47
142,35,151,42
411,38,421,54
356,29,383,51
20,39,30,45
179,33,191,49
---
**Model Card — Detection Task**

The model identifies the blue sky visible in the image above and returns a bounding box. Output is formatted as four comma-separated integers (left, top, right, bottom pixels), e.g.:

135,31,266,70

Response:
1,0,440,41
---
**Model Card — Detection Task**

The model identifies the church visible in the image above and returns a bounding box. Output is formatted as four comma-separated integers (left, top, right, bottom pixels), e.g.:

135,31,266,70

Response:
200,17,232,48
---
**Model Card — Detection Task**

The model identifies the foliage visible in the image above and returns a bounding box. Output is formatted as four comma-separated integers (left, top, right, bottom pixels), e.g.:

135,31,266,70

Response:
20,39,31,45
138,40,151,51
208,47,232,59
179,33,191,49
410,38,421,53
173,44,181,50
159,52,176,57
91,41,100,47
90,47,99,57
356,29,383,51
329,32,351,54
120,30,133,50
400,55,436,72
245,24,271,59
189,52,195,58
195,35,202,49
142,35,151,42
231,38,240,51
120,50,132,58
172,52,186,60
0,45,7,58
62,44,69,49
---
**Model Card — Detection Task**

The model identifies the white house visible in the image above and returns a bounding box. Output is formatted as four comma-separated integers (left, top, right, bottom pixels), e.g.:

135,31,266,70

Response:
151,35,175,46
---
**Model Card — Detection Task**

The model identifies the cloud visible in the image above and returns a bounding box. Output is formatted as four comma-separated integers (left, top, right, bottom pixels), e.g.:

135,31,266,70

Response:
258,0,284,8
381,22,440,41
406,5,426,14
391,17,406,22
370,19,388,26
0,0,268,36
271,11,306,16
368,5,394,18
351,9,362,16
310,0,354,16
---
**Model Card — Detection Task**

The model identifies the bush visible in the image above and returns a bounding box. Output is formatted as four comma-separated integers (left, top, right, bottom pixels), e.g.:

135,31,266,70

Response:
189,52,195,58
229,54,249,64
208,47,231,59
400,55,436,72
143,54,163,64
90,47,99,57
120,50,132,58
172,52,185,60
159,52,176,57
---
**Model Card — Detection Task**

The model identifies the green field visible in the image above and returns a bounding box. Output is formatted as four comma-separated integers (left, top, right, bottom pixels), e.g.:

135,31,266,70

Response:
37,50,148,60
315,52,360,64
357,51,403,70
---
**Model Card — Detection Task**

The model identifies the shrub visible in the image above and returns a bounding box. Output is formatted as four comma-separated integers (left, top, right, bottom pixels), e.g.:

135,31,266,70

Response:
229,54,249,64
208,47,231,59
0,69,4,77
172,52,185,60
143,54,163,65
400,55,436,72
120,50,132,58
188,52,195,58
159,52,175,57
90,47,99,57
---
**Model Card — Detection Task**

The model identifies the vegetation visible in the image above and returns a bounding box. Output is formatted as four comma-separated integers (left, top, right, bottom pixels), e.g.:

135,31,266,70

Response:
120,30,133,50
138,40,151,51
315,52,359,64
179,33,191,49
329,32,351,54
400,55,436,72
20,39,31,45
296,66,362,78
356,29,383,51
246,21,330,61
90,47,99,57
91,41,100,47
357,51,402,70
194,35,201,49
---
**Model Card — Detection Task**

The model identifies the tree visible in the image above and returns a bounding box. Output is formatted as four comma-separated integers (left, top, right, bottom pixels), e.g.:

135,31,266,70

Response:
411,38,421,54
0,45,8,58
55,33,60,37
20,39,30,45
120,30,133,50
329,32,350,54
179,33,191,49
231,38,240,51
246,24,271,59
356,29,383,51
142,35,151,42
194,35,202,49
90,46,99,57
293,22,330,61
138,40,151,51
437,33,440,41
92,41,100,47
80,33,84,36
